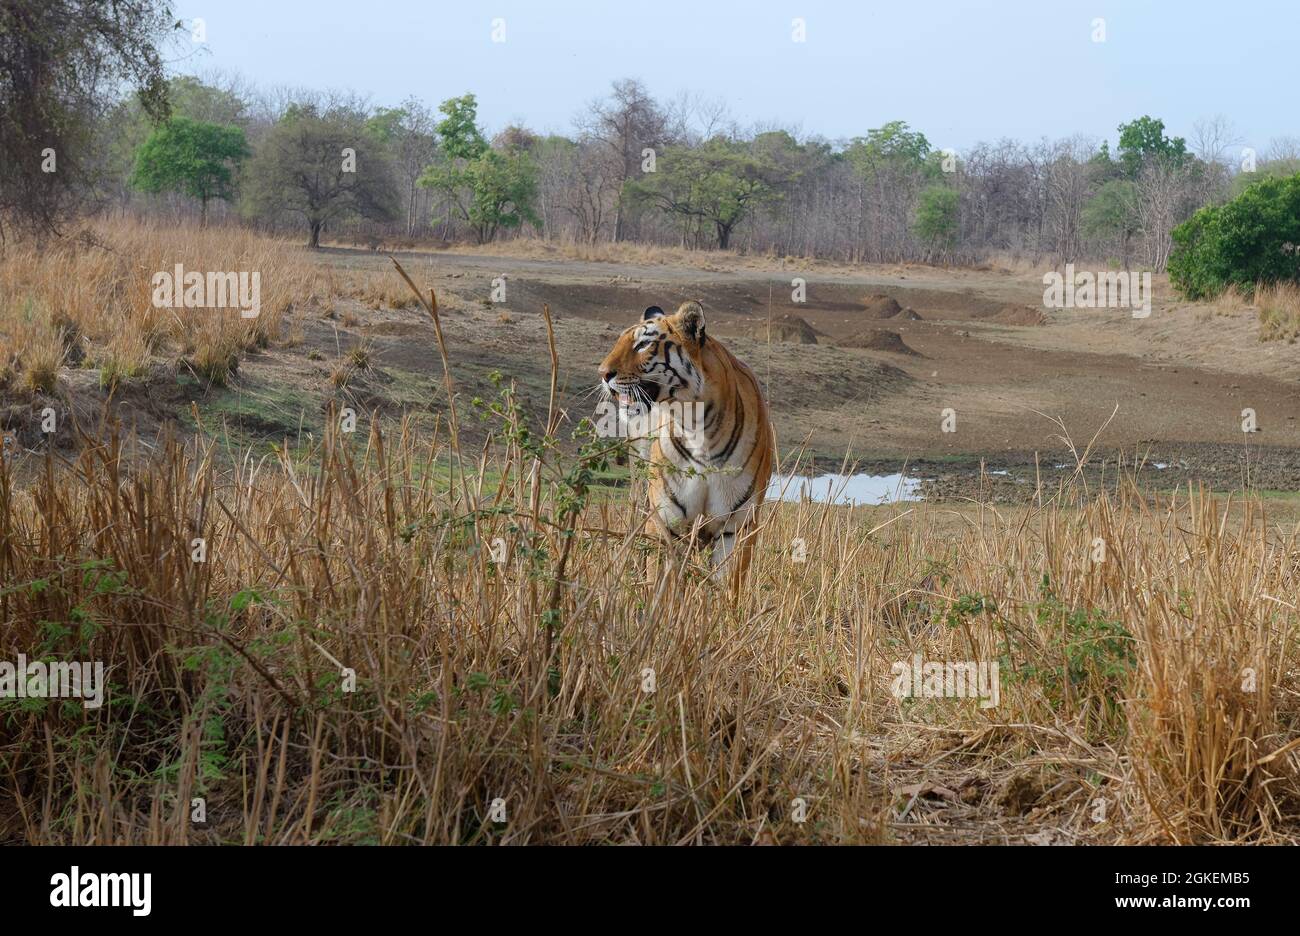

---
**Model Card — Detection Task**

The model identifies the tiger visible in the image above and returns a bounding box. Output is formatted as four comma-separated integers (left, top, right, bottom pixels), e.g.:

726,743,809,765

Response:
598,300,774,591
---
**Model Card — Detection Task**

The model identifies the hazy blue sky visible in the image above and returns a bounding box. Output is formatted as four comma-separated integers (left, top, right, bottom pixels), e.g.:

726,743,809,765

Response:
170,0,1298,153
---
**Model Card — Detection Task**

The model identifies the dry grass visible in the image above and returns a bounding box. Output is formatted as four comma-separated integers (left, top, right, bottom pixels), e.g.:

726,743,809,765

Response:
0,220,330,394
1213,284,1255,315
364,237,1147,292
321,234,743,270
980,249,1054,276
184,317,243,388
460,237,745,271
346,337,375,372
1204,281,1300,343
1257,281,1300,343
2,235,1299,845
1,374,1298,844
0,304,66,395
311,266,422,312
328,360,354,389
353,273,421,311
322,233,886,276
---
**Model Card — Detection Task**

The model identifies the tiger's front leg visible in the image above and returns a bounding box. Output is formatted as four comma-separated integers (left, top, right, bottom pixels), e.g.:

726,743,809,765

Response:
707,502,761,595
710,528,739,574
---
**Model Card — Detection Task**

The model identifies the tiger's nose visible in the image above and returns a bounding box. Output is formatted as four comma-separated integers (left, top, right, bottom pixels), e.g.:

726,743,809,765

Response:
603,370,617,383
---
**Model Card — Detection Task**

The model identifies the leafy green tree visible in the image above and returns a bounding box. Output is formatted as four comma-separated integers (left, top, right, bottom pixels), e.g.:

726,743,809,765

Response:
1082,179,1138,265
101,75,251,210
1230,157,1300,197
844,121,935,180
1168,173,1300,298
418,94,538,243
843,121,939,260
435,94,488,161
131,117,249,225
1116,116,1189,178
242,102,399,247
164,74,250,127
914,185,960,251
631,135,802,249
459,149,539,243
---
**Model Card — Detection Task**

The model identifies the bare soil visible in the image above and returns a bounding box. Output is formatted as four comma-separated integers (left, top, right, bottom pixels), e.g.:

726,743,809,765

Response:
295,246,1300,501
14,245,1298,502
840,329,923,356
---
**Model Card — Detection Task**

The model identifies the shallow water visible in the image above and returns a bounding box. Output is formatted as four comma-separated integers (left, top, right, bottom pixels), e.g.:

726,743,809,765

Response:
766,472,921,505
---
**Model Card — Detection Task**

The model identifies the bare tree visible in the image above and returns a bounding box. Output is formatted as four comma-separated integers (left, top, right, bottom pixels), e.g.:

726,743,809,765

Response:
0,0,175,238
1043,136,1098,263
1266,136,1300,162
370,97,437,237
1188,115,1238,203
1190,115,1241,167
581,79,670,241
1134,159,1198,271
557,139,618,244
242,97,399,247
960,139,1042,259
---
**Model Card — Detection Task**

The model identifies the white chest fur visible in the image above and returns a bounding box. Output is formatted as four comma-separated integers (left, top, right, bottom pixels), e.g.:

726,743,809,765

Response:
654,408,750,530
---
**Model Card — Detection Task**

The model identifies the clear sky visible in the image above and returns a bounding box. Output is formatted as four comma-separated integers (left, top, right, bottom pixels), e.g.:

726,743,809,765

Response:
170,0,1298,153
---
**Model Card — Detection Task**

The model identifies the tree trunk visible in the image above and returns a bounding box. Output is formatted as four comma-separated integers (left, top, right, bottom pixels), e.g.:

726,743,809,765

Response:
309,219,323,249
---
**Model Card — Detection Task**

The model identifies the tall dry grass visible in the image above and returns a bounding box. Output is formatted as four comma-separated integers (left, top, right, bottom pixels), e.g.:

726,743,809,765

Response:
324,233,925,277
323,232,749,270
1257,281,1300,343
1,372,1297,843
2,240,1298,844
0,220,331,394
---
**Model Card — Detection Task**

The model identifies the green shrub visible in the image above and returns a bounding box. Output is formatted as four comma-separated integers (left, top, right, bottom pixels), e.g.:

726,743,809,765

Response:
1168,173,1300,299
914,185,960,248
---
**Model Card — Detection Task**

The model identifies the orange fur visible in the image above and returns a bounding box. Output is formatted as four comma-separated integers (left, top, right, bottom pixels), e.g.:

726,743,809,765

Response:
598,300,774,593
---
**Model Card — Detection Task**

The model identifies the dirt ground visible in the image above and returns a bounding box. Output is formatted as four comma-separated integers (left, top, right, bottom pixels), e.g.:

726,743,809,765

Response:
23,245,1291,503
272,246,1300,502
6,242,1299,845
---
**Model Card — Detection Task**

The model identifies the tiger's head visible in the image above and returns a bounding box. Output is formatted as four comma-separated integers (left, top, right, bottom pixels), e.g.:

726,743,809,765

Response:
598,301,708,408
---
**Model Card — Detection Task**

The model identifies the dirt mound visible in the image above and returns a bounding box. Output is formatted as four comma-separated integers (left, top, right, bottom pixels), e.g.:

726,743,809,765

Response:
745,313,819,344
861,294,903,319
839,329,922,356
986,304,1047,326
724,336,911,406
860,294,923,322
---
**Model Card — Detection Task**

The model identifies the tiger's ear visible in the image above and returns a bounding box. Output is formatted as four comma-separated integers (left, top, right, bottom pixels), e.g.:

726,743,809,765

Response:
642,306,665,321
675,300,706,344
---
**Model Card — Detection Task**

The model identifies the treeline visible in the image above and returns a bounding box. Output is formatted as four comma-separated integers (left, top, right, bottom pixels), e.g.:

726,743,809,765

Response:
88,74,1298,271
4,1,1297,269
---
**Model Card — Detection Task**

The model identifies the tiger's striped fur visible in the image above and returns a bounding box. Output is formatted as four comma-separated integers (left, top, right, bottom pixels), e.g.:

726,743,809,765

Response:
598,300,773,589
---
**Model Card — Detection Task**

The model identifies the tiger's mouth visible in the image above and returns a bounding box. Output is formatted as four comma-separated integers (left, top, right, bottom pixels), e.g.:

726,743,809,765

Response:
636,379,663,403
610,379,663,406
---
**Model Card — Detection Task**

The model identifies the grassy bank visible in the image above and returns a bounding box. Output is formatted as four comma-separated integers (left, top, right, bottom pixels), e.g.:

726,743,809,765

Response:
2,390,1297,843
